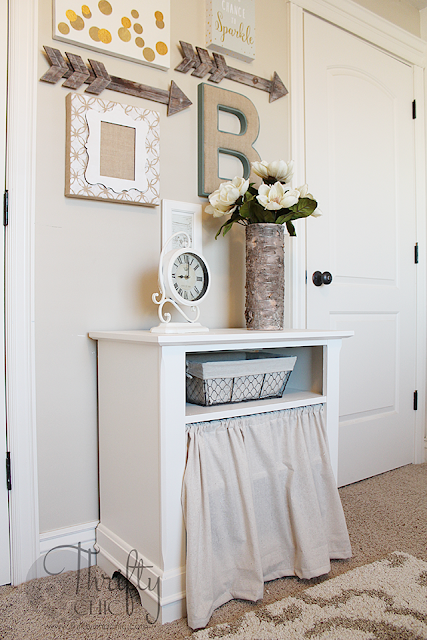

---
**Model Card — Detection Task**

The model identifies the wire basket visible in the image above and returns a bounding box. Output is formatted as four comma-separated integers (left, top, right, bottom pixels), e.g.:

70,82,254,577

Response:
186,351,297,406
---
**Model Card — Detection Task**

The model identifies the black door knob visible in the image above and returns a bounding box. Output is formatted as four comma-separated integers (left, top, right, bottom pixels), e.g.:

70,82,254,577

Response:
312,271,333,286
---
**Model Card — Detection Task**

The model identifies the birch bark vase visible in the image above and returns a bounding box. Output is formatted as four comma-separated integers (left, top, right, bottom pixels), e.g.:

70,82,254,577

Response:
245,223,285,330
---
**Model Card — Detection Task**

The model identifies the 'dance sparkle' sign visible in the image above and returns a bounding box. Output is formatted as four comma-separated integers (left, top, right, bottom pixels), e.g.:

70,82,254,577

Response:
206,0,255,63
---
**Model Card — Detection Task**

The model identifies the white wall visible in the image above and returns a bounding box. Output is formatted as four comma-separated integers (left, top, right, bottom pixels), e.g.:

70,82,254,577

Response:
35,0,424,535
421,6,427,37
353,0,421,35
36,0,290,532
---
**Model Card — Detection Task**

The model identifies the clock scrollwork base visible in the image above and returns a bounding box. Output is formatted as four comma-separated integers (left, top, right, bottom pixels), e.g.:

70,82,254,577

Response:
152,291,201,325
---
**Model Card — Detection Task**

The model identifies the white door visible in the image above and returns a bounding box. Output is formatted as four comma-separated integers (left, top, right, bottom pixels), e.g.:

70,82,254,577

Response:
0,0,10,585
304,13,417,487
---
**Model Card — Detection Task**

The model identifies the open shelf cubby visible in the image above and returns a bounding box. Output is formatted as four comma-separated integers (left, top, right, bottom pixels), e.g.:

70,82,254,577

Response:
185,345,324,423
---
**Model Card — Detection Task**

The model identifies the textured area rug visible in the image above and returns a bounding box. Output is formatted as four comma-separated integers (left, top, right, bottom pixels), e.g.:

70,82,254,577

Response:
193,552,427,639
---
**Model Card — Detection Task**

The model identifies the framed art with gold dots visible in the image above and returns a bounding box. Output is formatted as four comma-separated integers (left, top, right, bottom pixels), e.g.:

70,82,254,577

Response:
65,92,160,206
53,0,170,70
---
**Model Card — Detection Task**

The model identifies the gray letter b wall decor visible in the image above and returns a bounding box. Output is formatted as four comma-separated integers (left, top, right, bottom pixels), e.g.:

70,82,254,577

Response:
198,83,260,197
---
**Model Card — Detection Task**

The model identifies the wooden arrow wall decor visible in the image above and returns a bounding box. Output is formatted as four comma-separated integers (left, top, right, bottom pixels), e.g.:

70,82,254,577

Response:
40,46,192,116
175,42,288,103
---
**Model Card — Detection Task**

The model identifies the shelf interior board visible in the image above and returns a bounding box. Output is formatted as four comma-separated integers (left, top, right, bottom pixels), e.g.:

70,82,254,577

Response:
185,391,326,423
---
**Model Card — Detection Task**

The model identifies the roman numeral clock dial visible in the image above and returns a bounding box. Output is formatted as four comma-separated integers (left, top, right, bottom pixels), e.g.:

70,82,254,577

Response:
171,253,208,302
151,232,211,334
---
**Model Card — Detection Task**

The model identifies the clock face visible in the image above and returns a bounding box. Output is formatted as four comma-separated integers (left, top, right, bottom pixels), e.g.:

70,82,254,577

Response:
170,252,209,303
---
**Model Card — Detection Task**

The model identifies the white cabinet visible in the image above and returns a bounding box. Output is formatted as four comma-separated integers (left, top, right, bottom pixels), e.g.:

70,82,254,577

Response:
89,329,352,624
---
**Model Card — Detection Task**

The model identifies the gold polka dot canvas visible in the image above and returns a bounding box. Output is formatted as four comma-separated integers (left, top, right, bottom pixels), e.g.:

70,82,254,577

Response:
53,0,170,70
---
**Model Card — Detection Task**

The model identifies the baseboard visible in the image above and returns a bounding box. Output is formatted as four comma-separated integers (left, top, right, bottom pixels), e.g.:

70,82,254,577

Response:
96,523,186,624
424,439,427,462
37,520,99,579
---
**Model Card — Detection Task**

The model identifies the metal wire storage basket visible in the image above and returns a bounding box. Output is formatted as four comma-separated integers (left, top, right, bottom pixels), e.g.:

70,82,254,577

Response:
186,351,297,406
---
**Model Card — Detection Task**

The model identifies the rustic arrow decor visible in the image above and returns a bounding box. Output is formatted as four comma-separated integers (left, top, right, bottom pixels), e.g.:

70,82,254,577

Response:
62,52,90,90
86,59,111,95
40,46,192,115
175,41,288,103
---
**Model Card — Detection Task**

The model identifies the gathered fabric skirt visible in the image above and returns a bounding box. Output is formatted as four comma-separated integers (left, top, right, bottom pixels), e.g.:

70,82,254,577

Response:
181,405,352,630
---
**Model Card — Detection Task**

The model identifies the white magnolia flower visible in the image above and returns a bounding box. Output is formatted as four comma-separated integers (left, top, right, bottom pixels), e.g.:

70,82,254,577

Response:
229,176,250,197
205,202,236,218
257,182,300,211
252,160,294,184
205,176,249,218
251,160,270,180
295,184,313,199
296,185,322,217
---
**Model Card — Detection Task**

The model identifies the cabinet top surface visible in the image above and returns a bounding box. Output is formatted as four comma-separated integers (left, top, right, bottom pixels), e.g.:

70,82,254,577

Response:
88,328,353,346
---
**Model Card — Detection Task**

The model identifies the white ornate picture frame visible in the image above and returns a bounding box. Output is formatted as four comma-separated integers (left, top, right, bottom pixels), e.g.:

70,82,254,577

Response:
161,200,203,252
53,0,170,70
66,92,160,206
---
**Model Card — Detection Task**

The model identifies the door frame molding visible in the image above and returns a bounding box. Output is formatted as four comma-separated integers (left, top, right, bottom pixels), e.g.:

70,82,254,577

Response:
6,0,40,583
288,0,426,66
0,0,9,586
287,0,427,464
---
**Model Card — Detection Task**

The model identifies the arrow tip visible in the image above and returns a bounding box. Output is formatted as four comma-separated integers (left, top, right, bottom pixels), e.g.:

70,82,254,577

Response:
269,72,288,102
168,81,192,115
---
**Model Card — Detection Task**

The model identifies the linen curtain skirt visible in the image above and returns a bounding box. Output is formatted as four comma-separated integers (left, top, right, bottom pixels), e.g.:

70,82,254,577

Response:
181,405,352,630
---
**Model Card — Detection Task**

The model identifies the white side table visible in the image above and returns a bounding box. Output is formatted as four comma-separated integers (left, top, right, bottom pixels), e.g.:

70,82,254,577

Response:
89,328,352,623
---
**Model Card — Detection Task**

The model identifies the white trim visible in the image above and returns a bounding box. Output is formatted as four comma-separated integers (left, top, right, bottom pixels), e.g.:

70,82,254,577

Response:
287,2,307,329
288,0,427,467
0,0,9,587
38,521,99,578
6,0,39,584
288,0,427,66
39,520,99,554
414,66,427,463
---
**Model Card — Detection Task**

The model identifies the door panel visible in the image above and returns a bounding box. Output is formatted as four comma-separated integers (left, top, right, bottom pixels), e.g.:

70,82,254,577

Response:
304,13,416,486
329,72,397,283
331,314,398,418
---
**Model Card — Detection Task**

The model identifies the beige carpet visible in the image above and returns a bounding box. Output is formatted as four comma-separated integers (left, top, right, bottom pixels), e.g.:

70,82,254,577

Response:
1,462,427,639
193,552,427,639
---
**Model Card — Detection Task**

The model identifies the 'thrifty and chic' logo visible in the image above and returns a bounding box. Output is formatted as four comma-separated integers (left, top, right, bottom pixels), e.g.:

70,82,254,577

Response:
33,542,160,623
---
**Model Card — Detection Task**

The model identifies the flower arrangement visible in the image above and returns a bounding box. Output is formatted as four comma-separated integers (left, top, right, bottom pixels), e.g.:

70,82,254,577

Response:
205,160,321,238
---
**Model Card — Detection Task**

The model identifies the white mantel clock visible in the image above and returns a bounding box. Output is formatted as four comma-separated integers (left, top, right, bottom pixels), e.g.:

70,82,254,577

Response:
151,232,210,333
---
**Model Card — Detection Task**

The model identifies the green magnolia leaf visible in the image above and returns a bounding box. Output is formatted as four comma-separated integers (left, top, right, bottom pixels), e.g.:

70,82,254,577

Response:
247,183,258,196
239,200,253,219
215,217,231,239
275,211,295,224
275,214,288,225
286,220,296,236
253,203,267,223
289,197,317,219
264,210,275,223
240,198,265,223
230,209,243,221
222,221,234,236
